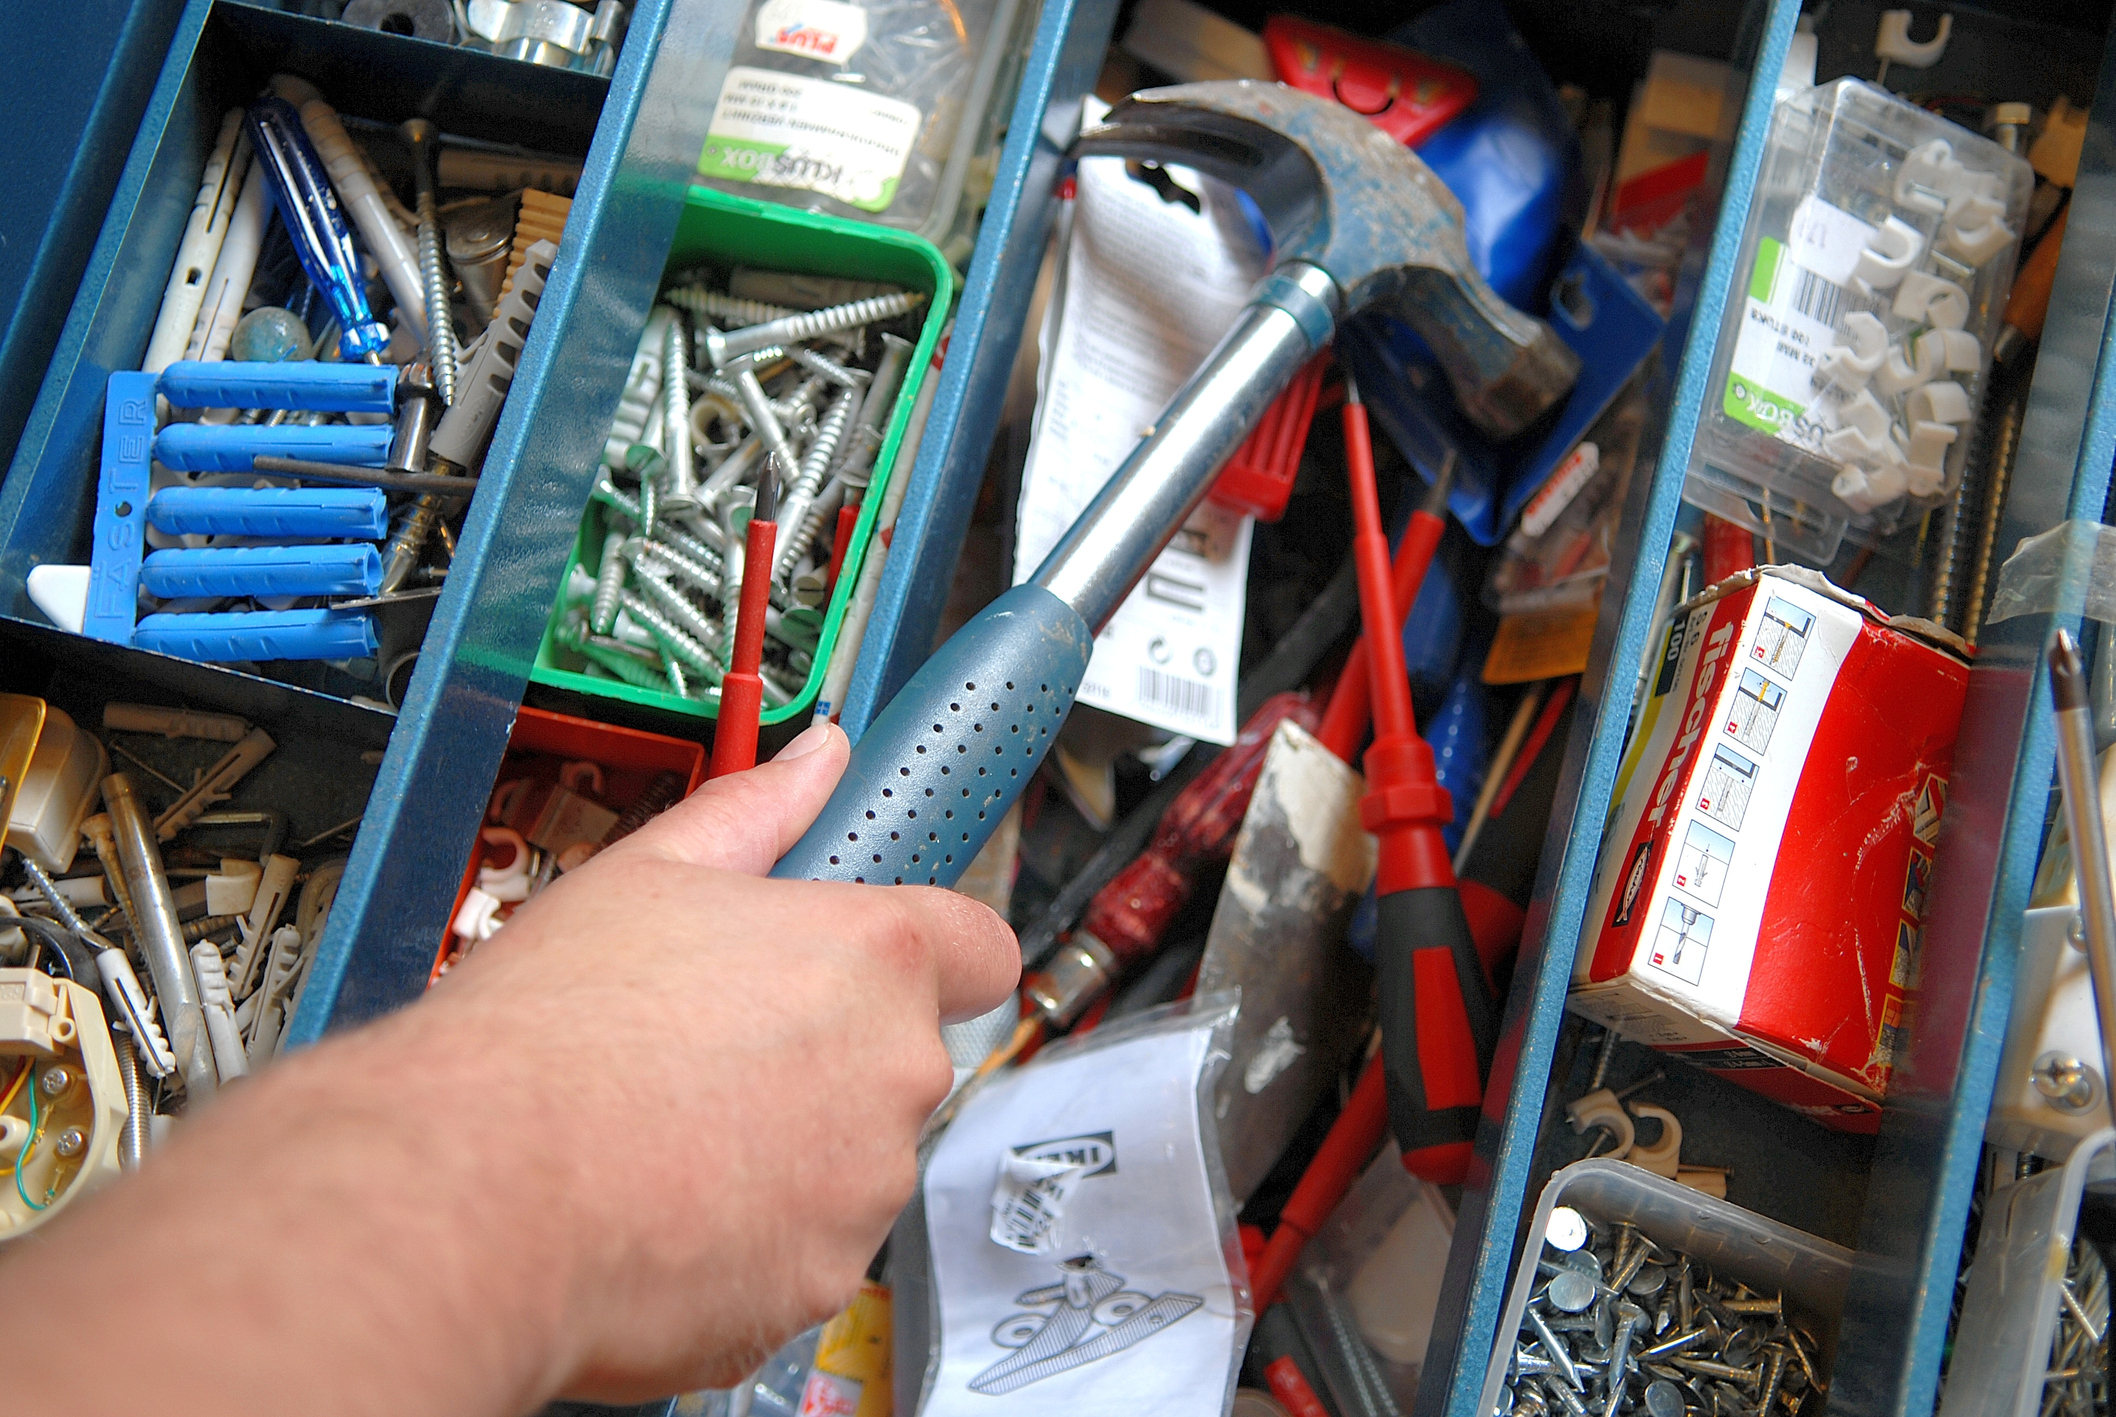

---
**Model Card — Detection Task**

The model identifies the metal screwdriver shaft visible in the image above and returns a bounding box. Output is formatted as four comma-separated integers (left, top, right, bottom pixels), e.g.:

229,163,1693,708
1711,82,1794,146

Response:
2050,628,2116,1086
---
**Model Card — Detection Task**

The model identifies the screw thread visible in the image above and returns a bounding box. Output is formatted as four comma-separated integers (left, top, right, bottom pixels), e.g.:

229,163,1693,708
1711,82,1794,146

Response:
662,317,695,500
620,588,723,677
416,192,458,406
590,529,628,635
629,561,722,648
663,287,798,327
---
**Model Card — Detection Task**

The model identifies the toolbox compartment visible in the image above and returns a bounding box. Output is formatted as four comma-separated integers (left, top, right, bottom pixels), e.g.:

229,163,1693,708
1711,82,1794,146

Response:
9,0,2116,1413
526,187,953,727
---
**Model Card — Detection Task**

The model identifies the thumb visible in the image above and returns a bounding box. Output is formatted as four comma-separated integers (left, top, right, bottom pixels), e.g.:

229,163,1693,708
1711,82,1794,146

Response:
620,722,849,875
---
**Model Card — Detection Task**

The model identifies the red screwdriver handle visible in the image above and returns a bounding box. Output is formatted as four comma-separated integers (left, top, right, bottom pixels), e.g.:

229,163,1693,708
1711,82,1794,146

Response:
1342,386,1497,1185
709,516,778,780
1080,690,1316,965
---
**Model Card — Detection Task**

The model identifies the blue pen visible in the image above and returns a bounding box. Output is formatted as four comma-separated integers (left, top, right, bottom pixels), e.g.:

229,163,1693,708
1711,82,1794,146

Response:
245,97,390,362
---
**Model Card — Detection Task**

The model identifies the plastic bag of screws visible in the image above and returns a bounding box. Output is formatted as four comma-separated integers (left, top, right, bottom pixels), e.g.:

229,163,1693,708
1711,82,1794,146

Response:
550,267,928,712
1481,1162,1856,1417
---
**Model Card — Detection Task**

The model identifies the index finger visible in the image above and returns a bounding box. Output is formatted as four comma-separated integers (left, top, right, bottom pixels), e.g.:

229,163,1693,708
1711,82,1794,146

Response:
887,884,1022,1025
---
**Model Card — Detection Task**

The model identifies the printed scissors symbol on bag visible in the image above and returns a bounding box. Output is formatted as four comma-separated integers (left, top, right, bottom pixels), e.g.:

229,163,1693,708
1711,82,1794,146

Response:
971,1255,1202,1395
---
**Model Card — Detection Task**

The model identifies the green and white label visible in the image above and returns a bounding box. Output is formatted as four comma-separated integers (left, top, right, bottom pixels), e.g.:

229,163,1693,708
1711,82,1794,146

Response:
1722,197,1878,449
699,66,921,213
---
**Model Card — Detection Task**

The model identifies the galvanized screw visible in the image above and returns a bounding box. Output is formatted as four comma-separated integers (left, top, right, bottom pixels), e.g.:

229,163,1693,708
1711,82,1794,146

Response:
53,1128,86,1159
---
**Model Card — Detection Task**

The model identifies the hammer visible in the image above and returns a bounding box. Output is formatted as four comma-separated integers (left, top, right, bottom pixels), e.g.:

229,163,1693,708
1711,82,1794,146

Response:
772,81,1579,888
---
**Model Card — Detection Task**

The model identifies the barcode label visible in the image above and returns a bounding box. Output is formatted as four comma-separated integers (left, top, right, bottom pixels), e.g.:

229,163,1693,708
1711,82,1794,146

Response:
1137,667,1218,722
1789,266,1844,329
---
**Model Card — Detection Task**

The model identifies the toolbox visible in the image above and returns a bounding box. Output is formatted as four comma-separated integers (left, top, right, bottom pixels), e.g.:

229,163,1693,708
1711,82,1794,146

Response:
5,1,2116,1416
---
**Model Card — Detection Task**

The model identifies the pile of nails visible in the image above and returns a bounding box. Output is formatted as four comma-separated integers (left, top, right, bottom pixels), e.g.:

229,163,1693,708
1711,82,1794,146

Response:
555,267,924,705
1498,1208,1827,1417
2041,1236,2109,1417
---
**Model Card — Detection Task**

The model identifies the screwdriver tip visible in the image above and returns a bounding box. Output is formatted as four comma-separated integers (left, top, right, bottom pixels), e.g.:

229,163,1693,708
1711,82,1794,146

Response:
2051,628,2089,711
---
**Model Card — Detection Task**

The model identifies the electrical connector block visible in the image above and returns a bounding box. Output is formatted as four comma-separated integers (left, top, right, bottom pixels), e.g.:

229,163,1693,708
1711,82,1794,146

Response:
0,969,127,1239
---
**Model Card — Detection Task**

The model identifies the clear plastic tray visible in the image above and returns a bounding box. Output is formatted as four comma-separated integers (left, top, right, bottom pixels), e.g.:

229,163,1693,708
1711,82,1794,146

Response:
1686,78,2033,563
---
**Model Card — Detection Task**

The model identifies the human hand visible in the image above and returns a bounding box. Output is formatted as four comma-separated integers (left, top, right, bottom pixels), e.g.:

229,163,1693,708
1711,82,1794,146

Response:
437,719,1022,1400
0,720,1019,1417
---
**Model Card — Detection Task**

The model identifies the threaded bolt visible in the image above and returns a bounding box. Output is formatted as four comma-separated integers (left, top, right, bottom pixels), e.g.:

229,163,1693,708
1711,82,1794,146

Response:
619,590,724,679
629,560,722,649
662,317,697,508
777,480,847,576
705,291,925,367
663,287,800,328
776,387,859,579
787,346,870,389
590,529,629,635
404,119,458,406
628,536,722,598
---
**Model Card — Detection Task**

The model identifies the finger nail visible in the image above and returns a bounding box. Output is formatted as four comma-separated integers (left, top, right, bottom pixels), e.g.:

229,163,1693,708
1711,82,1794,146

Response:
774,721,836,762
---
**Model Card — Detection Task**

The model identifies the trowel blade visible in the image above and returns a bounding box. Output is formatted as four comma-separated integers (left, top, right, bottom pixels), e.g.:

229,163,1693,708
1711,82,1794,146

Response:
1198,718,1376,1203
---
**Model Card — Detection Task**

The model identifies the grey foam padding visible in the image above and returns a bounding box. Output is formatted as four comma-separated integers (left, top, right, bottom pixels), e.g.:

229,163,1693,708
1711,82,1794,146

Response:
773,583,1092,886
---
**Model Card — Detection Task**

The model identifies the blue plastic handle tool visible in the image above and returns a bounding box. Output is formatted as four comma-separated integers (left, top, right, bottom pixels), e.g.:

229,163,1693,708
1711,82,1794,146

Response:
158,360,398,413
771,583,1094,885
132,609,379,662
245,97,390,361
154,422,394,472
140,543,384,599
146,486,390,540
85,371,158,645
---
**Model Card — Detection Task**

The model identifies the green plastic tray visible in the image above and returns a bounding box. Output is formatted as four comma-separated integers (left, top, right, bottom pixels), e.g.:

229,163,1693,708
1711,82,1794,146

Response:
529,185,953,725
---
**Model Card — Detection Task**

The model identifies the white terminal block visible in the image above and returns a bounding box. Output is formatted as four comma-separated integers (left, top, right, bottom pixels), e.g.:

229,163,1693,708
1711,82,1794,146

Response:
1895,270,1970,329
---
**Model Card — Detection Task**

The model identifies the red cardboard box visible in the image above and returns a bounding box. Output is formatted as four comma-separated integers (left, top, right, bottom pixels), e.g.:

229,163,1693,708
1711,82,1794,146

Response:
1570,567,1969,1130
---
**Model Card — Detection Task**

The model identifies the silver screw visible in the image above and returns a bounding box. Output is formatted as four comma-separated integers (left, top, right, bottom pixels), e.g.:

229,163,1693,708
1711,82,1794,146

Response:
618,590,723,680
403,119,458,406
2034,1051,2102,1112
590,528,629,635
704,290,925,367
39,1067,74,1099
629,560,723,650
662,287,800,328
776,386,859,580
53,1128,86,1159
662,316,698,510
786,345,871,389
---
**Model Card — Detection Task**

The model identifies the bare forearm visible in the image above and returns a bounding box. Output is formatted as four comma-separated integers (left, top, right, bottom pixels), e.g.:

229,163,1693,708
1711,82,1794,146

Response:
0,1007,580,1417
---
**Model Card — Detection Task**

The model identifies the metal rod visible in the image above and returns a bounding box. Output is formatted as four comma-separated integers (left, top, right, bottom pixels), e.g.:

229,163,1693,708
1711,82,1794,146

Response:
2050,629,2116,1086
251,455,476,496
102,773,218,1100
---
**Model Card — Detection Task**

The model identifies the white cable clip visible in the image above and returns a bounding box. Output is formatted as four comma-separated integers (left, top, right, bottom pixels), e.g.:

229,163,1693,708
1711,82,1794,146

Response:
1942,187,2016,267
1563,1088,1635,1160
1818,311,1889,391
1876,11,1953,80
477,826,535,903
1851,216,1924,294
1895,138,1962,215
1895,270,1970,328
1929,327,1981,372
1907,380,1972,425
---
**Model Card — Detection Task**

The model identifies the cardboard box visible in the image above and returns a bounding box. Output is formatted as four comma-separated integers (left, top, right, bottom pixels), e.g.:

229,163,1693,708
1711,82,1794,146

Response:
1570,567,1968,1131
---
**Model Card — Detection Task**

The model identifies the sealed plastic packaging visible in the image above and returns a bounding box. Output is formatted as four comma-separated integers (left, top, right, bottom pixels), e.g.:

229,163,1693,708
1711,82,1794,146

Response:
912,995,1249,1416
694,0,1011,240
1686,78,2033,563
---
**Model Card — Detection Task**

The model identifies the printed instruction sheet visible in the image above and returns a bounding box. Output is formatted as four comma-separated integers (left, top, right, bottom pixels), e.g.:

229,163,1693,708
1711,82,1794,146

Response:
1014,134,1266,745
921,1017,1239,1415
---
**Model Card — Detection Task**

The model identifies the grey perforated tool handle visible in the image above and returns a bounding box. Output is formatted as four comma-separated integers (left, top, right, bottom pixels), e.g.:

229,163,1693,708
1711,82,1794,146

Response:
772,585,1092,886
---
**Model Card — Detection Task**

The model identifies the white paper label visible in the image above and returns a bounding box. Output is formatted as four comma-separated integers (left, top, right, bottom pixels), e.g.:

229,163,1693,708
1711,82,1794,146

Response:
990,1152,1090,1255
754,0,868,64
1015,153,1267,745
700,66,920,213
1722,197,1879,449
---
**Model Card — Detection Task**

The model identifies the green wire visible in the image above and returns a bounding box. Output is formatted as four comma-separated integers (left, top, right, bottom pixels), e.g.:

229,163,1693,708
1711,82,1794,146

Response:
14,1063,47,1212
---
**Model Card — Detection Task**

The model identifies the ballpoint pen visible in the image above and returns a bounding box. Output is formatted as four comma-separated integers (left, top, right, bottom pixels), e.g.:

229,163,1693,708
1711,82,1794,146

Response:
244,96,391,363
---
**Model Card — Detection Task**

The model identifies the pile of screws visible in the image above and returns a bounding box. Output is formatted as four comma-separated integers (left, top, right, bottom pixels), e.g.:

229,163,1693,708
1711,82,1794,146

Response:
1497,1207,1827,1417
553,269,924,705
2041,1236,2109,1417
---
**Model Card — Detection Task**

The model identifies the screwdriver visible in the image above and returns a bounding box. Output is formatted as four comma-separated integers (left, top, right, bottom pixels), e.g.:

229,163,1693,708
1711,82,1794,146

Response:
1010,691,1317,1037
1342,371,1497,1185
244,97,390,363
709,450,780,779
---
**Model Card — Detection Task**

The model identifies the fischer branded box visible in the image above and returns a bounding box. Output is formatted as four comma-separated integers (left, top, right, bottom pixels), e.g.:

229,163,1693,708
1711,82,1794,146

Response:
1571,567,1968,1131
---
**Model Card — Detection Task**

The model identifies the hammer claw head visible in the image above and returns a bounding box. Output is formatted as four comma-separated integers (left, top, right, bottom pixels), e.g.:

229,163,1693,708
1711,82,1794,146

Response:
1079,81,1578,441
